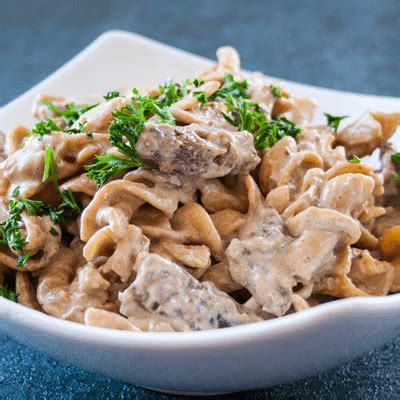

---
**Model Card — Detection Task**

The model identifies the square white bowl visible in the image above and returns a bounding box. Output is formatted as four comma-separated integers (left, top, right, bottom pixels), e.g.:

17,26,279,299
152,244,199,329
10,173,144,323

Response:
0,31,399,395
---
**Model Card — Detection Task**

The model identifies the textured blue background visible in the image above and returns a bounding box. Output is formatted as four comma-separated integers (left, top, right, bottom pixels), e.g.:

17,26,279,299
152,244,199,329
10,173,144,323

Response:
0,0,399,398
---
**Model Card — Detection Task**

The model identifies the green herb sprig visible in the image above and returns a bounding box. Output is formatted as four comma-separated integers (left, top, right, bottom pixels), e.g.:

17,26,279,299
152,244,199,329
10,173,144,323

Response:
212,73,248,100
222,94,300,149
46,102,98,126
86,90,175,186
103,91,120,101
270,84,282,98
324,113,348,132
349,155,361,163
0,287,17,301
30,118,61,138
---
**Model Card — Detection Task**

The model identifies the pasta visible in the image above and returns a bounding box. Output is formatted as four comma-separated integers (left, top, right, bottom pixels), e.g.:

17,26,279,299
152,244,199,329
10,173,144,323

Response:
0,47,399,332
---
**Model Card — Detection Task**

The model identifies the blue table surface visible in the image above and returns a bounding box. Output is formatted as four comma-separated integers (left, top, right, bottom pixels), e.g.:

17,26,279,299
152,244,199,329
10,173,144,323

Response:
0,0,399,398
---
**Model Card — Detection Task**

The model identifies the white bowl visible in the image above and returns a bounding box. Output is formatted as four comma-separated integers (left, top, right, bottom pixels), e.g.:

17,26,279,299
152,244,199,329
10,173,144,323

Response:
0,30,399,395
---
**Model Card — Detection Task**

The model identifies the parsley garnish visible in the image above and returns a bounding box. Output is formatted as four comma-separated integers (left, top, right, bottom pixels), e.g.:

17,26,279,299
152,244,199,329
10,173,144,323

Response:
159,82,181,106
222,95,300,149
270,85,282,98
103,91,120,101
49,227,58,236
0,146,80,268
41,145,80,224
193,91,208,108
46,102,98,126
0,287,17,302
86,90,174,186
391,152,400,164
30,118,61,138
324,113,348,132
86,132,93,139
66,122,86,134
213,73,248,100
193,78,205,87
349,155,361,163
0,197,45,267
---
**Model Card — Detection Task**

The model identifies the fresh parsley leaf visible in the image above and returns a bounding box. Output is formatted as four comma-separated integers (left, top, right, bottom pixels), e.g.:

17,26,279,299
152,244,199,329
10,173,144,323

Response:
66,122,86,134
58,189,80,219
87,92,174,186
0,198,37,266
159,82,180,106
16,251,31,268
222,95,300,149
159,78,205,106
41,145,81,224
253,117,301,150
391,152,400,164
86,132,94,139
324,113,348,132
103,91,120,101
193,78,205,87
213,73,248,100
30,118,61,138
394,175,400,184
349,155,361,163
11,186,20,198
45,102,98,126
0,287,17,301
86,154,146,187
42,145,58,189
270,85,282,98
49,227,58,236
193,91,208,108
0,157,80,267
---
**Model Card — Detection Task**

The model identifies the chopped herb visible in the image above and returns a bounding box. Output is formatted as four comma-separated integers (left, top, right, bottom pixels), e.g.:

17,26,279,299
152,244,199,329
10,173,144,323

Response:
159,82,180,106
103,90,120,101
11,186,20,198
86,154,145,187
394,175,400,184
66,122,86,134
30,118,61,138
86,132,94,139
41,145,81,224
349,155,361,163
193,91,208,107
0,198,40,267
49,227,59,236
58,189,80,219
0,287,17,302
213,73,248,100
222,95,300,149
159,78,205,106
17,251,31,268
45,102,98,126
391,152,400,164
0,145,80,267
324,113,348,132
270,84,282,98
193,78,205,87
86,90,174,186
42,145,58,189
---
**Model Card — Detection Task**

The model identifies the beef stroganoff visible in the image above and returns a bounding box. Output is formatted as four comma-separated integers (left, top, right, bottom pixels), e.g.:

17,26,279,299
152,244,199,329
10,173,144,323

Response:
0,47,399,332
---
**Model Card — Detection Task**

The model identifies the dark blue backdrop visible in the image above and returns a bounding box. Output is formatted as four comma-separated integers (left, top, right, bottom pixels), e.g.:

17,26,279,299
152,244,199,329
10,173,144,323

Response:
0,1,399,398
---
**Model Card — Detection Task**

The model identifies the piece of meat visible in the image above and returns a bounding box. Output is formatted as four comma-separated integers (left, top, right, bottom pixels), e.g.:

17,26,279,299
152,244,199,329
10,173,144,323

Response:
119,253,261,331
136,122,260,179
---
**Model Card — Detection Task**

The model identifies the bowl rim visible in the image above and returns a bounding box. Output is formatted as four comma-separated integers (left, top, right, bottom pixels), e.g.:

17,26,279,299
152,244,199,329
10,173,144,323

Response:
2,293,400,347
0,30,399,346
